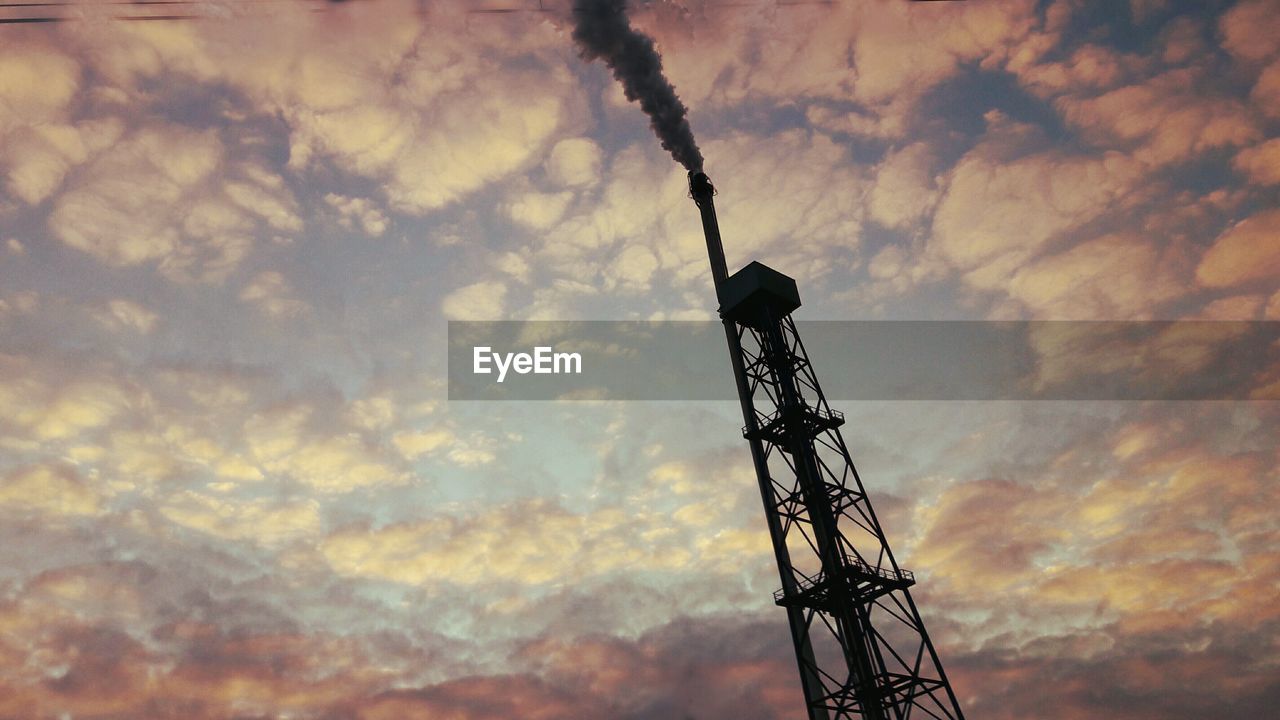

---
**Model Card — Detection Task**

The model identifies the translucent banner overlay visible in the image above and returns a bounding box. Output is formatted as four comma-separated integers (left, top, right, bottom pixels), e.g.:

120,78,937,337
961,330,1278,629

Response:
447,321,1280,401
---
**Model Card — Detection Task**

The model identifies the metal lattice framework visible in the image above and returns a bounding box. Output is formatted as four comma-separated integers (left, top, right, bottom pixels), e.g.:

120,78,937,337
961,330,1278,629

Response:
690,170,963,720
733,310,963,720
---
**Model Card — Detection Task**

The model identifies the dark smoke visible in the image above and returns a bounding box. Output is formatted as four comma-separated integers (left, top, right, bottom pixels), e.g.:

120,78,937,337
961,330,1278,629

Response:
572,0,704,172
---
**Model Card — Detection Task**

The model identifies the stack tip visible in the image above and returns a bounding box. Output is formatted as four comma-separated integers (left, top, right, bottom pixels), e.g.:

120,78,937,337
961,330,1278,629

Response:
689,170,715,200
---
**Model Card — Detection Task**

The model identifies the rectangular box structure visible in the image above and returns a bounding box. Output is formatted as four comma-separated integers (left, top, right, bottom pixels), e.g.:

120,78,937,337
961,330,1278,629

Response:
718,261,802,330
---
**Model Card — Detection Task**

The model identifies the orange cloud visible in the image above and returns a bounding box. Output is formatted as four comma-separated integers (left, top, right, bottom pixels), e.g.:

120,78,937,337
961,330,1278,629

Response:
1233,138,1280,186
868,142,939,230
910,479,1072,595
47,125,300,283
0,463,103,517
239,271,311,319
1195,208,1280,288
1008,233,1184,318
1252,60,1280,118
656,0,1037,113
0,42,80,132
1220,0,1280,62
930,140,1142,293
1055,69,1261,167
319,499,694,587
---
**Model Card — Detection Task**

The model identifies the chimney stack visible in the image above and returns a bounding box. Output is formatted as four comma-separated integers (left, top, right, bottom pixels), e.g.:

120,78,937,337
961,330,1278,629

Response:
689,171,729,296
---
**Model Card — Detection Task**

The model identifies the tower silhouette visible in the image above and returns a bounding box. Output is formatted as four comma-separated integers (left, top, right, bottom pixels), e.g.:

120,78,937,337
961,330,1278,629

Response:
690,172,964,720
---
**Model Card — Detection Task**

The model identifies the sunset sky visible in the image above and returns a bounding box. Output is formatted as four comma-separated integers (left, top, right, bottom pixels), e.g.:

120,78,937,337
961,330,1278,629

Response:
1,0,1278,717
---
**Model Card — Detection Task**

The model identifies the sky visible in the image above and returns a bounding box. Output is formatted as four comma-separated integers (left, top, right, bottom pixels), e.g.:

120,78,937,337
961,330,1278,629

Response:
0,0,1278,717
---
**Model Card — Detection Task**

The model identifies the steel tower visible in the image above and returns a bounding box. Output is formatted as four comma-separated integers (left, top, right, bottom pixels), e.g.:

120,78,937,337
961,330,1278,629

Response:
689,172,964,720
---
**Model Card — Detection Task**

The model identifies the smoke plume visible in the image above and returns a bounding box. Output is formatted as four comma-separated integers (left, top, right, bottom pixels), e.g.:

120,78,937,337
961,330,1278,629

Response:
572,0,704,172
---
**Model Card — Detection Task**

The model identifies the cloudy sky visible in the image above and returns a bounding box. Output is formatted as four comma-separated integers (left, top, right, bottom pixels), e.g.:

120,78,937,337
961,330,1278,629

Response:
0,0,1277,717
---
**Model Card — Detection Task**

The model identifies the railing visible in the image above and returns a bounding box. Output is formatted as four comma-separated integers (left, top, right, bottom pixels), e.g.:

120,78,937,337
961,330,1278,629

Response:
773,559,914,602
742,406,845,440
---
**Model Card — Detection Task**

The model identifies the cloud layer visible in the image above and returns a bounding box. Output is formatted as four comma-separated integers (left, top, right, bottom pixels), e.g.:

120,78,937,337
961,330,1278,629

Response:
0,1,1276,718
